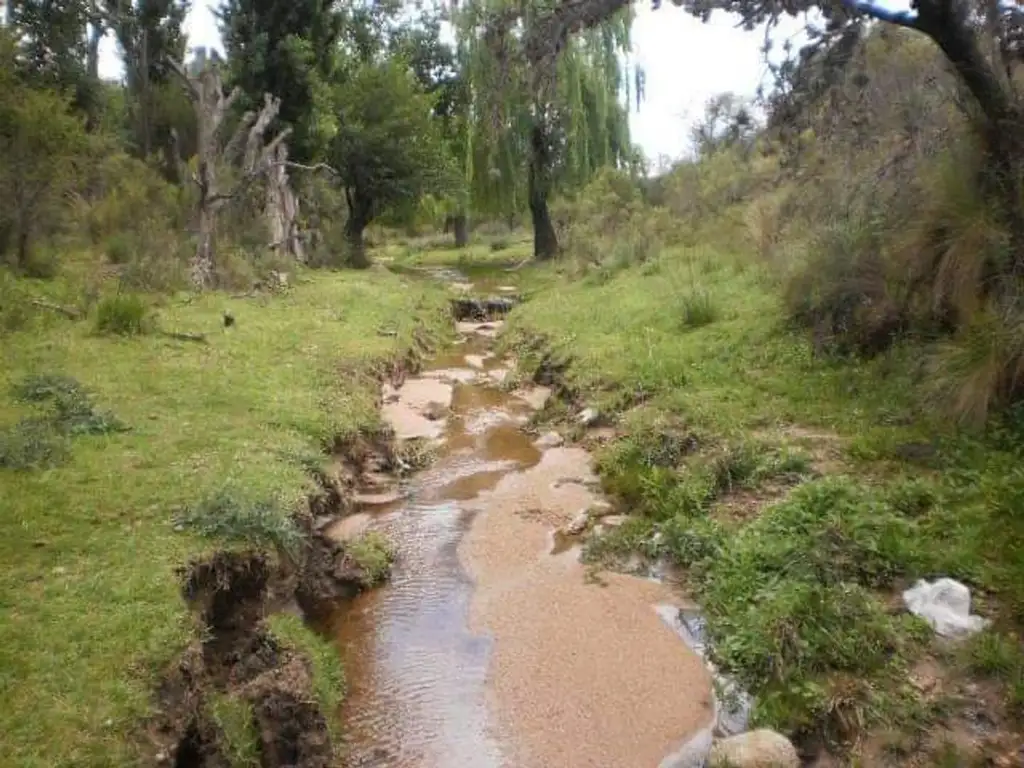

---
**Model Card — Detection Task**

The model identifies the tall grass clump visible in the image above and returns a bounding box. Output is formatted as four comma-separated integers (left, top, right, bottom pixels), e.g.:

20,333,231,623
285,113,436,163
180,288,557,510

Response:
95,293,151,336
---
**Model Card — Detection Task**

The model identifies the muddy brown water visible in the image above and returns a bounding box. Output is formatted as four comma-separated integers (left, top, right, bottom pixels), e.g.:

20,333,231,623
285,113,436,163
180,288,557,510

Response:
321,310,714,767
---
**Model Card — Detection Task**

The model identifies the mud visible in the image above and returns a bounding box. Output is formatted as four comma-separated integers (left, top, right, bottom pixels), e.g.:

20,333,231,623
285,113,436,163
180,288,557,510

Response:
150,550,336,767
325,292,714,767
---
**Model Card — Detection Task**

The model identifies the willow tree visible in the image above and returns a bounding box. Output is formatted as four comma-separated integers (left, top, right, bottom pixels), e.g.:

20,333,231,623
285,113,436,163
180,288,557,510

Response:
455,0,640,259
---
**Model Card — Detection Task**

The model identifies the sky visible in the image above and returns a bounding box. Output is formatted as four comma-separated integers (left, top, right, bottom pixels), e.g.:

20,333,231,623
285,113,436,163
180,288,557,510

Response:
96,1,807,164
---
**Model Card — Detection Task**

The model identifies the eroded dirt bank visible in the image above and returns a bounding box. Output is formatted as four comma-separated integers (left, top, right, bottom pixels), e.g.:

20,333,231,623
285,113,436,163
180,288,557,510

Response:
327,296,715,767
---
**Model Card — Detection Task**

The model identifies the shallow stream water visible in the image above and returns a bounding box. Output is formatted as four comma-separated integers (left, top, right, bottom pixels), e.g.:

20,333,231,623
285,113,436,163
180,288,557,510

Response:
322,280,716,768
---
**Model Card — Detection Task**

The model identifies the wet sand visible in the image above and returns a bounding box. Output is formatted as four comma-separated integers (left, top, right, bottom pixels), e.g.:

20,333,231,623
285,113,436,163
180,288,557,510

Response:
460,447,715,768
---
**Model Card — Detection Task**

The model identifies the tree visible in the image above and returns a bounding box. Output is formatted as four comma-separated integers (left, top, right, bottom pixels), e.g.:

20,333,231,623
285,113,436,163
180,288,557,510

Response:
219,0,344,164
456,0,640,260
0,34,91,269
108,0,190,165
169,59,291,289
690,92,758,158
480,0,1024,262
329,58,452,266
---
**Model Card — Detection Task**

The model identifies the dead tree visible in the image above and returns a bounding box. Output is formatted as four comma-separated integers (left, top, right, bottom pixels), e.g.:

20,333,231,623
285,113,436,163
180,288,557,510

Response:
169,63,295,289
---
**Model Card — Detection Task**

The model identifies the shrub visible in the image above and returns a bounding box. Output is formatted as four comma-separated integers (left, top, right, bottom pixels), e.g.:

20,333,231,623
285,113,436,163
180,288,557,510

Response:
105,233,135,265
10,373,127,437
174,489,305,563
0,418,69,469
678,288,719,329
346,531,394,587
95,293,151,336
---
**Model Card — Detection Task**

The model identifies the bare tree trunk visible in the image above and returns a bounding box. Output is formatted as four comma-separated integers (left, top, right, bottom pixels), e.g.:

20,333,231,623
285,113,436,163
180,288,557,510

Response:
170,63,292,290
265,143,305,262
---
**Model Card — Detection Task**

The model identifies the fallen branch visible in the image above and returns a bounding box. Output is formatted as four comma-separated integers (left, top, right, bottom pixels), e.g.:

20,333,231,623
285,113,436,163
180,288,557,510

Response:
159,330,208,344
30,299,82,320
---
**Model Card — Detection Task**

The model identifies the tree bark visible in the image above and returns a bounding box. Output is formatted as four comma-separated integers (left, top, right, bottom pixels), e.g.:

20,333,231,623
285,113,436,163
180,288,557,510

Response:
344,191,373,269
528,122,558,260
453,213,469,248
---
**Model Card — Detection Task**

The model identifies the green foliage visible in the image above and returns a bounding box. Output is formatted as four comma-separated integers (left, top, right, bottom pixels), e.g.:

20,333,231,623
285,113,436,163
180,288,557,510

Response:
95,294,152,336
220,0,344,163
208,694,260,768
174,488,306,563
678,288,719,329
346,531,394,587
268,614,346,728
1,373,128,470
331,58,454,248
0,50,91,270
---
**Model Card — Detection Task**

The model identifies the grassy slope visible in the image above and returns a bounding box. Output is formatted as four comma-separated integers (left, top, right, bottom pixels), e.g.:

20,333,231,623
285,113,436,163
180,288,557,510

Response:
0,269,448,767
506,243,1024,753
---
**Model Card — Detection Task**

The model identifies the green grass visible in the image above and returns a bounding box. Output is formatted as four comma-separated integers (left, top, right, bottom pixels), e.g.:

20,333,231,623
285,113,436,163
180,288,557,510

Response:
510,242,1024,748
0,268,448,767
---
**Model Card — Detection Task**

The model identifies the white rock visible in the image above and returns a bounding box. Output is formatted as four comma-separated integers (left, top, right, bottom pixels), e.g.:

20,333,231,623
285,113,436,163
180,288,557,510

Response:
588,499,614,518
708,730,799,768
566,511,590,535
600,515,628,527
577,407,600,426
533,431,565,449
903,577,990,638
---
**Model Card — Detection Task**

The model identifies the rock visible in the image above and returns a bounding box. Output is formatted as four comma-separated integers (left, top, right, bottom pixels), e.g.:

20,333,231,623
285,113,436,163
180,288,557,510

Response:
325,513,372,543
708,730,799,768
422,401,449,421
465,354,487,369
565,511,590,535
354,490,405,506
600,515,628,528
587,499,614,518
577,407,600,426
903,577,990,638
534,431,564,449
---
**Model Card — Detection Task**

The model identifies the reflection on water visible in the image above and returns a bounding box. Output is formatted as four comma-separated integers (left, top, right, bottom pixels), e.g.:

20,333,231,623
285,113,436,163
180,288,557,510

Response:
327,330,541,768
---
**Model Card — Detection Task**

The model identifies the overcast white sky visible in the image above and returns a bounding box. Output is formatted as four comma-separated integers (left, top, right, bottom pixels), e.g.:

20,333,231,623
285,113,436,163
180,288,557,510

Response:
96,2,807,163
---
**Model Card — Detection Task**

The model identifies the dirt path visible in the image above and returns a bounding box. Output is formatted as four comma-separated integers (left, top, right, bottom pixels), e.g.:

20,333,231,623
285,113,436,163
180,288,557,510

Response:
323,298,714,767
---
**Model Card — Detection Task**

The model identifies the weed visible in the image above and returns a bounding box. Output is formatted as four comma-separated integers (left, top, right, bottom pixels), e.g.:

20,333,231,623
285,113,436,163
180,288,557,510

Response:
710,442,761,493
346,531,394,587
11,373,127,436
678,288,719,329
962,630,1023,678
0,418,69,469
208,694,260,768
95,293,151,336
105,233,135,265
175,489,305,563
267,614,346,735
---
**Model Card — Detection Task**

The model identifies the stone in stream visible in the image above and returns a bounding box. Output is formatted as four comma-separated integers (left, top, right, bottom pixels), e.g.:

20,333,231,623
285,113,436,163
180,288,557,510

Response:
325,512,372,543
587,499,614,518
708,730,799,768
464,354,488,370
450,295,520,321
577,407,600,426
565,510,591,535
533,431,565,449
354,490,405,506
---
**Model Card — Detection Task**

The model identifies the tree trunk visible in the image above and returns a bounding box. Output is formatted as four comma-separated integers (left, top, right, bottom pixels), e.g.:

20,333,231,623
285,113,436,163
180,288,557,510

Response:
345,192,373,269
528,122,558,260
453,213,469,248
265,143,305,262
193,203,216,288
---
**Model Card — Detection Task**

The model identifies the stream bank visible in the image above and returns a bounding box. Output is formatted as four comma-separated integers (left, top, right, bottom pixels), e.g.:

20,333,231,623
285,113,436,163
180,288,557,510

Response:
322,276,722,768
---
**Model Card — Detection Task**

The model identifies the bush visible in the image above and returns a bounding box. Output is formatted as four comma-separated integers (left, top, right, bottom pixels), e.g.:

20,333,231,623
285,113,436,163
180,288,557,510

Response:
678,288,719,329
105,233,135,265
346,531,394,587
95,294,151,336
0,418,69,469
174,488,305,563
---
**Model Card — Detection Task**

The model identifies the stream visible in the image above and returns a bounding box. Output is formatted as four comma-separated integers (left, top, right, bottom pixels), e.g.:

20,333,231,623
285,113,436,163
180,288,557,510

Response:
319,275,718,768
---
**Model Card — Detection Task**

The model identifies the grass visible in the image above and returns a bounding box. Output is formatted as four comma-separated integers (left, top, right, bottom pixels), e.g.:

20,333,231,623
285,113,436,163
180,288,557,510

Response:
0,267,448,767
347,531,395,587
506,241,1024,753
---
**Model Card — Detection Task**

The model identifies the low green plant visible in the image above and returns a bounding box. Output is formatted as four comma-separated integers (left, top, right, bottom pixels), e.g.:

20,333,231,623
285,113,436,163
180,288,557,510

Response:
0,418,69,469
268,614,346,728
678,288,719,328
208,694,260,768
105,233,135,265
175,489,305,563
95,293,151,336
346,531,394,587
